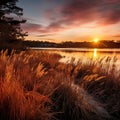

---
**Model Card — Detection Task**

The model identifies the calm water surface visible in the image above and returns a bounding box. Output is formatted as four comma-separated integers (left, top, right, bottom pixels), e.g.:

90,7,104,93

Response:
32,48,120,74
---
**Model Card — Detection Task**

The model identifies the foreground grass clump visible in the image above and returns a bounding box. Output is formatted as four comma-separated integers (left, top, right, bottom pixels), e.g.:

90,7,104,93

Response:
0,50,120,120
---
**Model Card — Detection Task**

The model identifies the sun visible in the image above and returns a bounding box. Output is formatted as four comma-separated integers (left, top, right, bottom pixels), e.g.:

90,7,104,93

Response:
93,38,99,43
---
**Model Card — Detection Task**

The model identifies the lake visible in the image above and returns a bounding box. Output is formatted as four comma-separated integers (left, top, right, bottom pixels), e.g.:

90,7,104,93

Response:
32,48,120,75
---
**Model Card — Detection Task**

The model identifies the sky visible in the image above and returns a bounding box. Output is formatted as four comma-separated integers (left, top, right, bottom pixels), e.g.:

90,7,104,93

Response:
18,0,120,42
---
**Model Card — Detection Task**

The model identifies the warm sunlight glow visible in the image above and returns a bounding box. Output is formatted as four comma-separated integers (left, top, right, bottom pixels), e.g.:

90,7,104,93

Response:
93,48,97,58
93,38,99,43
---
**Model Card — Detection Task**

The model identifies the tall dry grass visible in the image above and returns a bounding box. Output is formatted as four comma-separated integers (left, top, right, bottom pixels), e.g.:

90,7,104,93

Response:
0,50,120,120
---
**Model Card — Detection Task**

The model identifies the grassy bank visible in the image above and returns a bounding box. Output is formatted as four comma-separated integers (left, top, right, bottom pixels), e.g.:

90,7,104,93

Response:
0,50,120,120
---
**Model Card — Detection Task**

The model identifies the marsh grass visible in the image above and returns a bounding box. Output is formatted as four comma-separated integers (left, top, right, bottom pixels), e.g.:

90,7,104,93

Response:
0,50,120,120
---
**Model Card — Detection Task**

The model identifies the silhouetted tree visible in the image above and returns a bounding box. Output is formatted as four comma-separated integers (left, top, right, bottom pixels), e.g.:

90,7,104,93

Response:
0,0,27,49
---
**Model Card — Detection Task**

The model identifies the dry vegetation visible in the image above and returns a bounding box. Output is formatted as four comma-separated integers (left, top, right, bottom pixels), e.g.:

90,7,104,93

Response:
0,50,120,120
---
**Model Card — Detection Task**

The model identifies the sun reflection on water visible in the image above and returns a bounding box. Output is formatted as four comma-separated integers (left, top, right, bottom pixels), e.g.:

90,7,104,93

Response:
36,48,120,75
93,48,97,58
40,48,120,66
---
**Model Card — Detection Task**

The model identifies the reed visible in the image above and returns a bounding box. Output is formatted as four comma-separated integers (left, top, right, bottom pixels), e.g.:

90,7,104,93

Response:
0,50,119,120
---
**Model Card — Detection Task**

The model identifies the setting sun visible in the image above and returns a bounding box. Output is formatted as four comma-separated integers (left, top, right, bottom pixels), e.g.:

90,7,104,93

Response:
93,38,99,43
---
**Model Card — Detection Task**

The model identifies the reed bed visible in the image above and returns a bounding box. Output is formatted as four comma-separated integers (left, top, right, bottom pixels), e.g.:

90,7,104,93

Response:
0,50,120,120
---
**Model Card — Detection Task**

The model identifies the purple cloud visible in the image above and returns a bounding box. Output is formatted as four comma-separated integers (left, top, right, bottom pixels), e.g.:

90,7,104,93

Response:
48,0,120,27
23,0,120,34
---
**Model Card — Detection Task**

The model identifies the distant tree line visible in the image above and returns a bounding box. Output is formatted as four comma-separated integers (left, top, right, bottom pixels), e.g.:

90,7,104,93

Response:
24,40,120,48
0,0,27,50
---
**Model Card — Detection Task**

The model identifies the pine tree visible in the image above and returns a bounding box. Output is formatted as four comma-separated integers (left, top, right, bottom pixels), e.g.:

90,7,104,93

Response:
0,0,27,49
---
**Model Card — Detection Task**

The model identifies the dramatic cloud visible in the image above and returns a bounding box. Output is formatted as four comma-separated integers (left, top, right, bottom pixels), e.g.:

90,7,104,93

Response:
48,0,120,28
35,34,55,37
21,0,120,41
22,23,50,33
113,34,120,38
22,23,43,32
99,7,120,25
22,21,66,34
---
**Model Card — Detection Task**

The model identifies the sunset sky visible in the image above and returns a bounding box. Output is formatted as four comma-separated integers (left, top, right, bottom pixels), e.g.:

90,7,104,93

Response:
18,0,120,42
